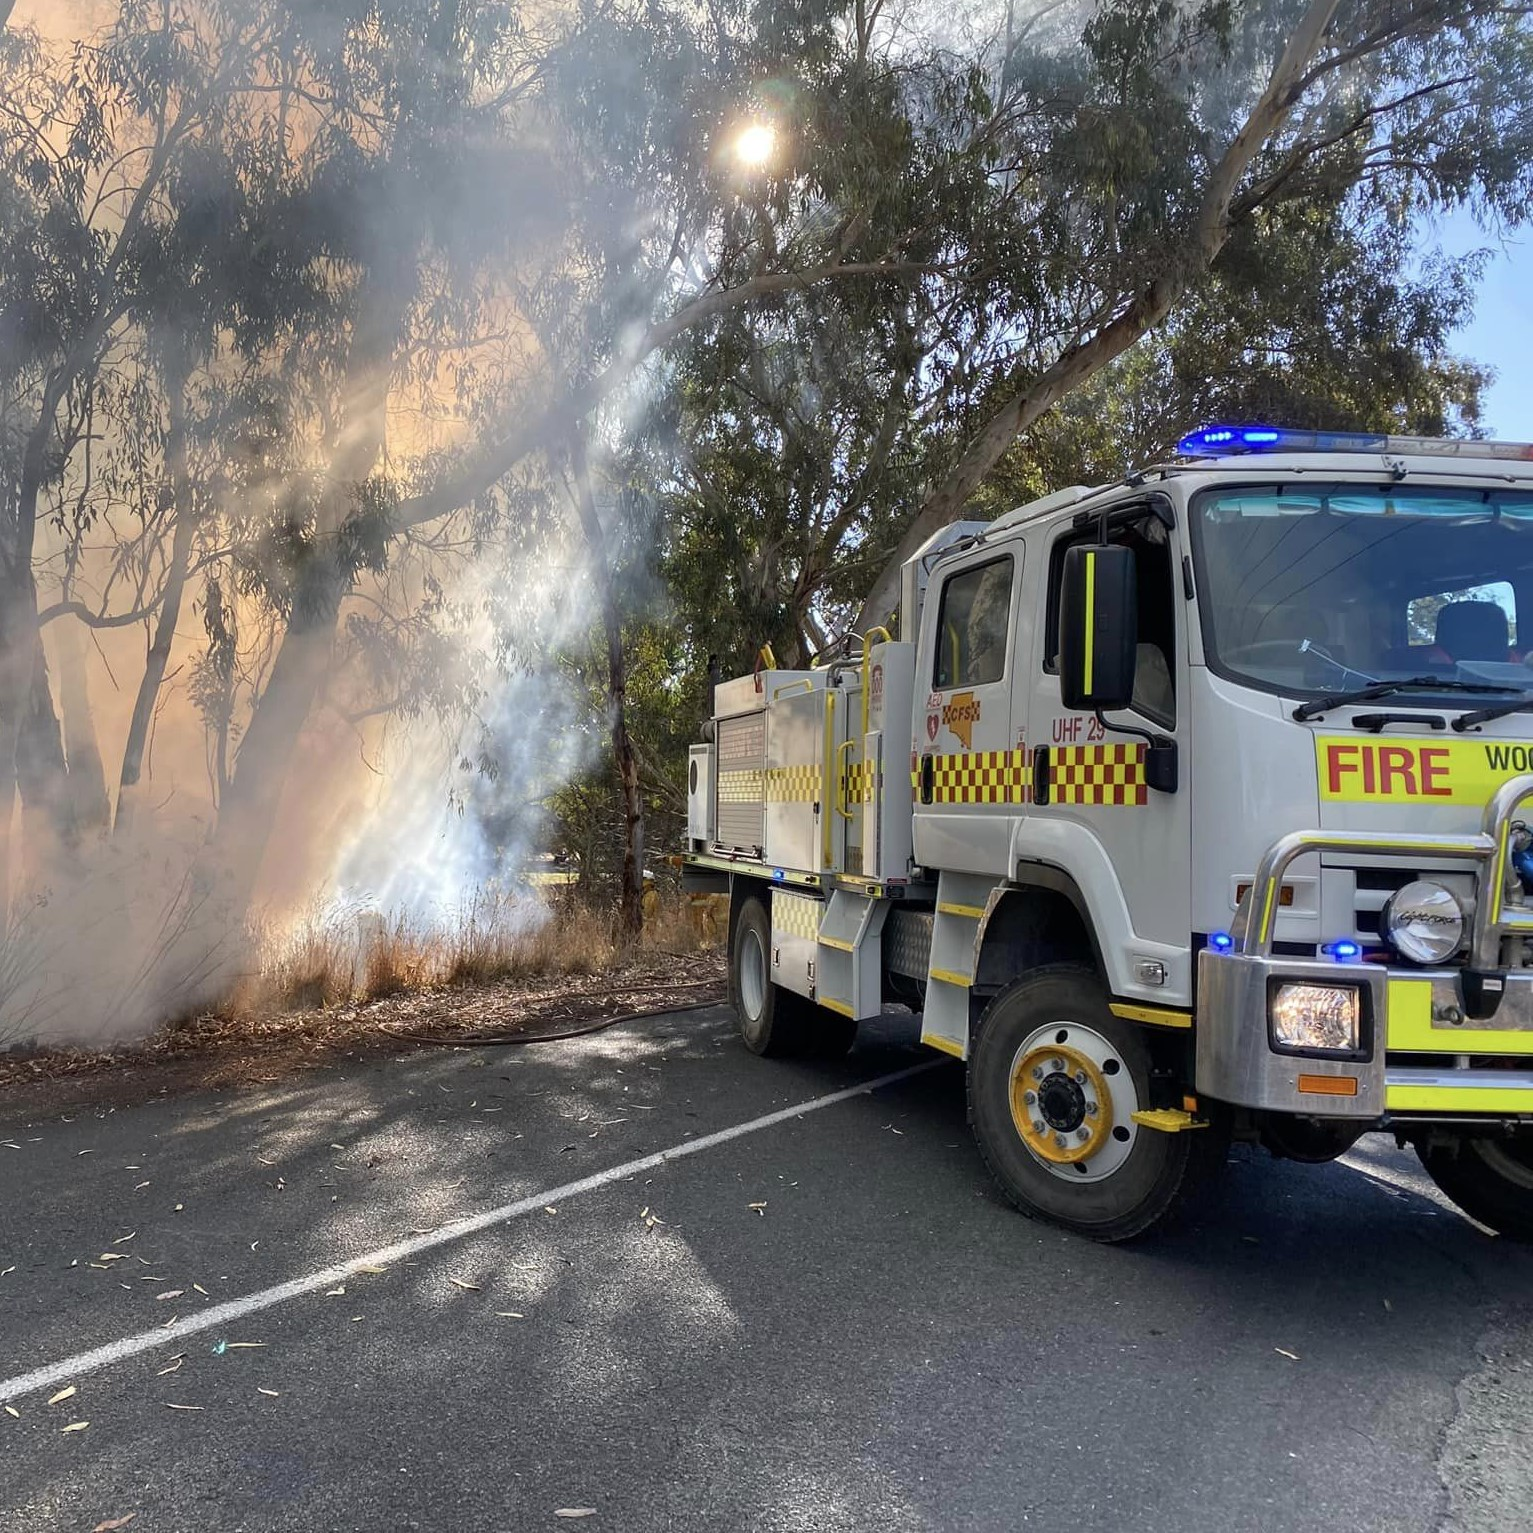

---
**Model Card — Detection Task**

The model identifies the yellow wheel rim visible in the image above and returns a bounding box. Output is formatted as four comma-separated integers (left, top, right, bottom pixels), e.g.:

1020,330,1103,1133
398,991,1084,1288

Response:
1008,1041,1115,1165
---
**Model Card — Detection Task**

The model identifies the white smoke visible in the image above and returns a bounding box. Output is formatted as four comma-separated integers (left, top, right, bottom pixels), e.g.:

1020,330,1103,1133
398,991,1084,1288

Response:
325,537,601,932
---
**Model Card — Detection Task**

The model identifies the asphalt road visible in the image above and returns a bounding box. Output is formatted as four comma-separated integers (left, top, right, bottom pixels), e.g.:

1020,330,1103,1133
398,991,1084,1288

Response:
2,1005,1531,1533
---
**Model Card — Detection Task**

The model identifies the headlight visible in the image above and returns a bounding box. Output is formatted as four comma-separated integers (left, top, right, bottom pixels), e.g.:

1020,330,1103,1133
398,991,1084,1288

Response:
1270,983,1361,1053
1382,880,1464,964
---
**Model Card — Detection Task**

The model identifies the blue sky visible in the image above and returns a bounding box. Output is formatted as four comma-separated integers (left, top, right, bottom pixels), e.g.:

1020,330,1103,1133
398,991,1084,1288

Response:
1431,205,1533,438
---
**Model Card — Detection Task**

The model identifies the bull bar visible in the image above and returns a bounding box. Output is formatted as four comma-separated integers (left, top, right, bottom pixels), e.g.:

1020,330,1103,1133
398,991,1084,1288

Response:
1196,772,1533,1119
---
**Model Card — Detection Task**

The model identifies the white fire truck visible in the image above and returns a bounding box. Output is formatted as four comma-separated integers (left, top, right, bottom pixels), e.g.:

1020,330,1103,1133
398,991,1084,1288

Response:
682,425,1533,1241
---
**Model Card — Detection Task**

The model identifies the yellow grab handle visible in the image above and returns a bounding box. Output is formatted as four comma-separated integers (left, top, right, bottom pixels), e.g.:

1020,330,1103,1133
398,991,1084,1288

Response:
835,739,856,821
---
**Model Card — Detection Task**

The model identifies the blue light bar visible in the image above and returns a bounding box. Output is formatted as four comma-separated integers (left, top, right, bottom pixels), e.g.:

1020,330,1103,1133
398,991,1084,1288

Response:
1325,938,1361,962
1176,424,1533,461
1208,931,1234,953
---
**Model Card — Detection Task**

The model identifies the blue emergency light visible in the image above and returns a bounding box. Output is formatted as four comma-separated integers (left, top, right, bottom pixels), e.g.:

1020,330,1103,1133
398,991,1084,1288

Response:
1177,425,1386,456
1176,423,1533,461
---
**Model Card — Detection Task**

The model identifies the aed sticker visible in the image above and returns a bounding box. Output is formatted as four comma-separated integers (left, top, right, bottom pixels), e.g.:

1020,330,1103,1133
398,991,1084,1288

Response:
926,711,940,741
1317,735,1533,803
941,690,981,749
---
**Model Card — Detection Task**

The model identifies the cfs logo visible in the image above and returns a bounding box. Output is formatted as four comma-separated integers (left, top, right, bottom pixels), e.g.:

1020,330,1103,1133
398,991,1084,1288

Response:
941,691,982,750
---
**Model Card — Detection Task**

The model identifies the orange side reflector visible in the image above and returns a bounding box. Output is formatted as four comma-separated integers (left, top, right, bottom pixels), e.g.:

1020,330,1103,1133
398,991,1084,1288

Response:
1237,882,1296,908
1182,1094,1199,1113
1297,1074,1358,1097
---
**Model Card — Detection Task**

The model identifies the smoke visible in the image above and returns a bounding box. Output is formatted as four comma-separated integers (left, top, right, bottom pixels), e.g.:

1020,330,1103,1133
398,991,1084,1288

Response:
0,0,671,1047
326,542,601,932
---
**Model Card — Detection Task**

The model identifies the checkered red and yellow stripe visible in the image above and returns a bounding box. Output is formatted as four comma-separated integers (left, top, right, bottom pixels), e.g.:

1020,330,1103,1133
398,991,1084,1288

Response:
909,750,1032,805
1051,743,1147,806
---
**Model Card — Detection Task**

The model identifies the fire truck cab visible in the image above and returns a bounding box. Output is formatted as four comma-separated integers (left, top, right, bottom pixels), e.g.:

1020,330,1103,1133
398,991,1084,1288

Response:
683,426,1533,1241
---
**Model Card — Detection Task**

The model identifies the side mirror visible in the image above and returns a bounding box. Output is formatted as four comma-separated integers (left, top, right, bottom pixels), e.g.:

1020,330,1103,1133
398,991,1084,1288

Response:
1058,543,1137,712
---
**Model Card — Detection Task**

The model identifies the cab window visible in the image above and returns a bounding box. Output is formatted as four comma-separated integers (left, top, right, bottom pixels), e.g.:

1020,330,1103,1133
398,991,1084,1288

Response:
934,556,1014,689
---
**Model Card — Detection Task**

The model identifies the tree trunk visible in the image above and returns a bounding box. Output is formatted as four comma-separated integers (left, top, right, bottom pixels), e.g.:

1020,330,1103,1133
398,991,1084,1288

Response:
199,252,409,917
116,356,198,838
570,441,644,941
15,645,73,847
0,718,14,933
854,274,1183,630
0,570,29,930
53,620,110,834
209,565,345,885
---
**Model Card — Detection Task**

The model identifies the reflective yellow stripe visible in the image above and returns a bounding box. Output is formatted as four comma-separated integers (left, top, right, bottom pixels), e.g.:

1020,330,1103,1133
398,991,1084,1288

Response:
1494,821,1511,923
1083,550,1096,693
937,901,987,919
1110,1002,1193,1029
819,996,855,1018
1259,877,1278,944
1386,1083,1533,1114
1388,979,1533,1054
822,689,835,868
929,968,972,988
921,1033,965,1058
818,936,854,952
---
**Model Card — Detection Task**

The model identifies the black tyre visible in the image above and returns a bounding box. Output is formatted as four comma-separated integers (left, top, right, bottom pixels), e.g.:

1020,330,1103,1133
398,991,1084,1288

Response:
729,896,811,1057
1418,1133,1533,1241
968,964,1226,1242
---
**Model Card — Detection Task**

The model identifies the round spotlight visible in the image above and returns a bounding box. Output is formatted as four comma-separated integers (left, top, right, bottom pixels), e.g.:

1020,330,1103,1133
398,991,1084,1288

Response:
733,122,776,168
1382,880,1464,965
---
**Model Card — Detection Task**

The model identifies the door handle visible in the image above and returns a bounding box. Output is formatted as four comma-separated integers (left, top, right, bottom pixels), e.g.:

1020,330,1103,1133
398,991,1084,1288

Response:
919,754,934,804
1032,745,1050,806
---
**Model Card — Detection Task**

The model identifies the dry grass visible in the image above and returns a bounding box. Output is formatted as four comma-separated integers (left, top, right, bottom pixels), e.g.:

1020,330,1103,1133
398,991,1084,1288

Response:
0,890,729,1111
233,889,718,1018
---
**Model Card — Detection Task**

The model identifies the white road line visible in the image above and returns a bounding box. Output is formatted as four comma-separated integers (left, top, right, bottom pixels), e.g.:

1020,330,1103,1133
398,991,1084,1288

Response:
0,1059,941,1404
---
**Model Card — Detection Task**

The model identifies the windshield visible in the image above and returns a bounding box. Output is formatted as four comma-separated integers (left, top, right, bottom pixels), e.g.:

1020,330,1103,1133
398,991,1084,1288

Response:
1191,483,1533,697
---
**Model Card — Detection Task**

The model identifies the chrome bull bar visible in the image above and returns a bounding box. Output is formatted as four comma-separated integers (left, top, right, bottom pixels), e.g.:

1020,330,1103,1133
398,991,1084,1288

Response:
1240,771,1533,969
1196,772,1533,1118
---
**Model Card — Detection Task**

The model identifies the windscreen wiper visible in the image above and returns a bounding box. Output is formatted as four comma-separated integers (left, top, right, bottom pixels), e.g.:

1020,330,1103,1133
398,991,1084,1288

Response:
1293,677,1523,722
1452,693,1533,732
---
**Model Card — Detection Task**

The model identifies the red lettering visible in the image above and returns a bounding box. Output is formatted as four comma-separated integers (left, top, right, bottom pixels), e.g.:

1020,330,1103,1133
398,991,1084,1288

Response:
1327,744,1360,795
1419,747,1452,797
1361,747,1376,795
1378,745,1418,796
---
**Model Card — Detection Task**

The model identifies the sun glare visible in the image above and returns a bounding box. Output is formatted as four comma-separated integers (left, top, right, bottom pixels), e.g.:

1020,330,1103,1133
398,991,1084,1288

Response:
733,122,776,168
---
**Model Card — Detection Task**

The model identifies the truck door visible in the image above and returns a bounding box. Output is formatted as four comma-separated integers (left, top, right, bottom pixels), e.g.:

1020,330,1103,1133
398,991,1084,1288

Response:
1027,508,1194,1004
912,542,1028,878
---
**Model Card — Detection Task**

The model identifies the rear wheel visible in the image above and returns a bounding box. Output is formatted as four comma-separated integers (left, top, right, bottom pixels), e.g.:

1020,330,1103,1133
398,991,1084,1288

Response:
968,964,1225,1241
1418,1133,1533,1241
729,896,811,1057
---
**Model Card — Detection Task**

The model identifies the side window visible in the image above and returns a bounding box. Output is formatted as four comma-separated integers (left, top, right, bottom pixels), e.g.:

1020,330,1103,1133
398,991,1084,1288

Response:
934,556,1014,689
1046,516,1176,726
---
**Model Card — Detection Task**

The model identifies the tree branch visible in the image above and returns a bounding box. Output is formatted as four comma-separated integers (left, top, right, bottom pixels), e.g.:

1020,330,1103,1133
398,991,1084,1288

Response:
390,259,941,533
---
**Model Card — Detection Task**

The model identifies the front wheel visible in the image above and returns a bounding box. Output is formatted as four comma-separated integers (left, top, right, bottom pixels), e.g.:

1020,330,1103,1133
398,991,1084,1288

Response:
968,965,1226,1242
1418,1133,1533,1241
